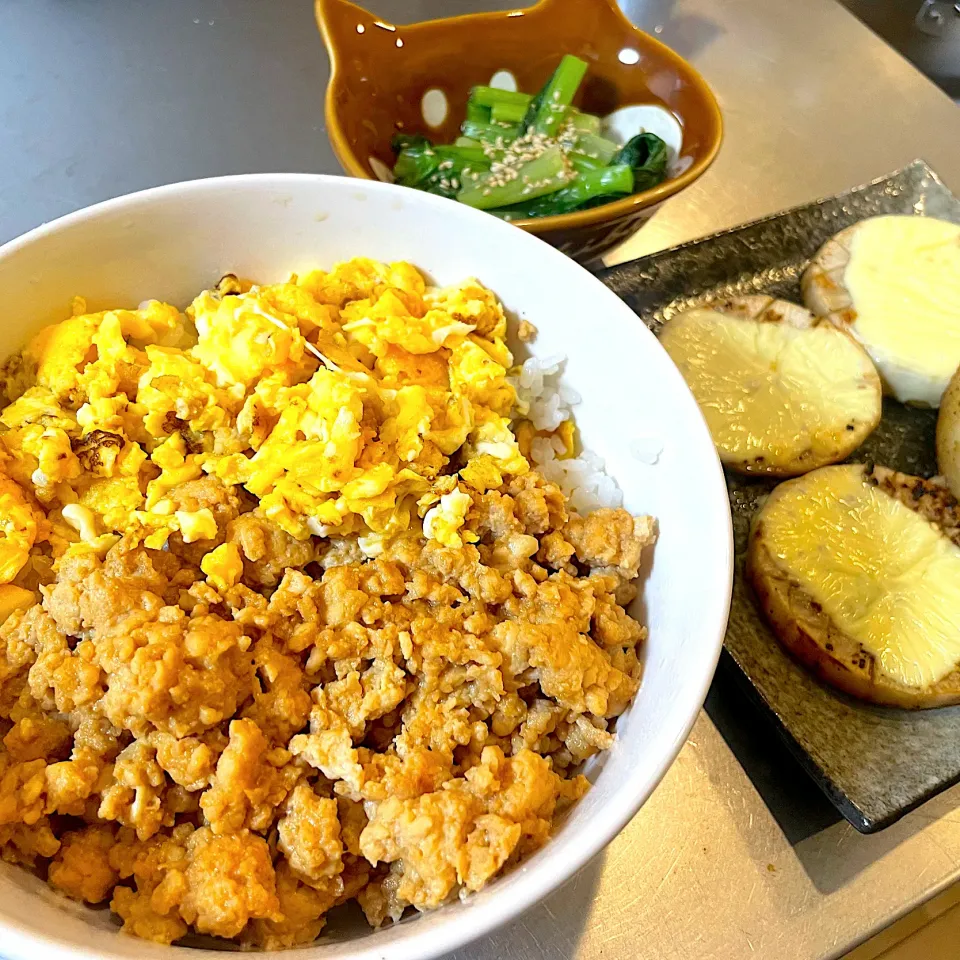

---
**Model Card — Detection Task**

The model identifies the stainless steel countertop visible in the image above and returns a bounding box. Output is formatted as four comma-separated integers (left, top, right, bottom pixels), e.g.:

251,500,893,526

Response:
4,2,960,958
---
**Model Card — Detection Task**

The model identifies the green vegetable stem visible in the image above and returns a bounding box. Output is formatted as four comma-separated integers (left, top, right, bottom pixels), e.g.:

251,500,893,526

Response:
521,55,589,136
490,164,634,219
457,145,572,210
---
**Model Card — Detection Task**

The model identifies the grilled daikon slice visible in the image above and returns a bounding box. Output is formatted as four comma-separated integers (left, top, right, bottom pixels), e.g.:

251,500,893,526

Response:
659,296,881,476
937,364,960,499
748,463,960,708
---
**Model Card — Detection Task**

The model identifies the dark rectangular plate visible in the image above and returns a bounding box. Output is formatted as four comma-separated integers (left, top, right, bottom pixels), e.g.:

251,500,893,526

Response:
599,160,960,833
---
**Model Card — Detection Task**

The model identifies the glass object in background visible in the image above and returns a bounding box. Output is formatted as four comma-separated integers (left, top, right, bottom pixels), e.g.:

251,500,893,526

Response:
840,0,960,98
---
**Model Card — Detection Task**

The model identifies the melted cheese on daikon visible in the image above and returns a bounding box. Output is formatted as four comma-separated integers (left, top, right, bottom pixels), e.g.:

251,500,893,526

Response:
763,466,960,689
844,215,960,407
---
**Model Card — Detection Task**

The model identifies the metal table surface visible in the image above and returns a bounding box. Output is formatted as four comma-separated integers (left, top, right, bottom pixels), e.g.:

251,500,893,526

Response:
4,2,960,958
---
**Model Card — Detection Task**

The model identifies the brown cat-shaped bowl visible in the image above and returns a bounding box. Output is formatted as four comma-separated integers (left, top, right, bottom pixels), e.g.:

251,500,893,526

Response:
317,0,723,263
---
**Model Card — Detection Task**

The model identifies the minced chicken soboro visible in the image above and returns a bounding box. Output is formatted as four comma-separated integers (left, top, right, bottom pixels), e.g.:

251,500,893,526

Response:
0,258,656,947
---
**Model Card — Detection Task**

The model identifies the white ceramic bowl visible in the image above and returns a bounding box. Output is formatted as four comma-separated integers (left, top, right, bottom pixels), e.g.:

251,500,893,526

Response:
0,174,732,960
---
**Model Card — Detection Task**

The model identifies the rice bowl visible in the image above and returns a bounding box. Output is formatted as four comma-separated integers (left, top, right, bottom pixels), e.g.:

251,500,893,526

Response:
0,173,732,960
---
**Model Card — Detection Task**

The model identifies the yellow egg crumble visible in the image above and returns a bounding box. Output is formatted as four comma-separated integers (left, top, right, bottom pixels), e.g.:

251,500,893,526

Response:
0,259,528,565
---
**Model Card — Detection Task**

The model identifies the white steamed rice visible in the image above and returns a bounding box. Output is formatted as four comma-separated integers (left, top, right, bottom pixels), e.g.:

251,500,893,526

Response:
509,355,623,514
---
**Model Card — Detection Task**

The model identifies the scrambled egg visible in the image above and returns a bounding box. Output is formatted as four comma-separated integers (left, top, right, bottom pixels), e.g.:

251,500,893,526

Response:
0,259,529,574
0,471,44,583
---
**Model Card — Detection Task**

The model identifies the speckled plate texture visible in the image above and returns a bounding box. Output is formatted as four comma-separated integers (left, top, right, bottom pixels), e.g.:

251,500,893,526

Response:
600,160,960,833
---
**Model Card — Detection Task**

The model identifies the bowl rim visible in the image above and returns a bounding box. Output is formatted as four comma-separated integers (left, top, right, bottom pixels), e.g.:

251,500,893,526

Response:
317,0,724,235
0,172,734,960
